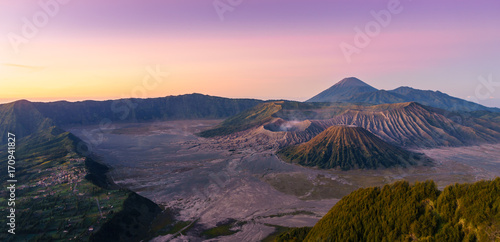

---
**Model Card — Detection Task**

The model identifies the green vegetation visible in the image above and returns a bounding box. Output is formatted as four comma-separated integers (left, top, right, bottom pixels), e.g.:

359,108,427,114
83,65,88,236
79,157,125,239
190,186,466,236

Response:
274,227,312,242
262,224,297,242
89,192,162,241
0,128,121,241
300,179,500,241
0,127,161,241
278,126,422,170
148,209,194,237
263,173,358,200
150,218,242,240
201,219,239,239
199,102,283,137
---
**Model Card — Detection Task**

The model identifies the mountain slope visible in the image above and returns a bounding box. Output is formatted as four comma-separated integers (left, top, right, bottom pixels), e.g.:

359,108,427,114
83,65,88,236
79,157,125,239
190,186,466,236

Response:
307,77,500,112
303,179,500,241
0,127,161,241
0,100,53,144
389,86,500,112
307,77,377,102
277,126,422,170
325,102,500,147
33,93,263,126
349,89,407,104
199,102,283,137
207,100,500,148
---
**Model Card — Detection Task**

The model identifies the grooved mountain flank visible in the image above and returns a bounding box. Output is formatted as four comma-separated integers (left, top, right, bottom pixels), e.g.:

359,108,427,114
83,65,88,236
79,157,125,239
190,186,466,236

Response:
200,100,500,148
277,126,422,170
324,102,500,147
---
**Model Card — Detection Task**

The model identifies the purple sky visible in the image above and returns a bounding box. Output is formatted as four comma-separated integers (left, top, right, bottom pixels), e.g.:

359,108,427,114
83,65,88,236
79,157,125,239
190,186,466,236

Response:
1,0,500,107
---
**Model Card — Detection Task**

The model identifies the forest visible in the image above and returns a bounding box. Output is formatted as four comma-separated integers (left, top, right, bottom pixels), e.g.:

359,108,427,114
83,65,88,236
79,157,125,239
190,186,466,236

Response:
275,179,500,241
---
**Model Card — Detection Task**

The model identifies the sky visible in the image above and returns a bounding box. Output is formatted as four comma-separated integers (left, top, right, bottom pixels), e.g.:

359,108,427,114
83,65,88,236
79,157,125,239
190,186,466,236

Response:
1,0,500,107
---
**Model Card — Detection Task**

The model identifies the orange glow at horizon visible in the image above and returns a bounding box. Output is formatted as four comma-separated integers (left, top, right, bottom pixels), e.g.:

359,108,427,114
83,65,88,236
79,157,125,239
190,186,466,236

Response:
1,27,500,105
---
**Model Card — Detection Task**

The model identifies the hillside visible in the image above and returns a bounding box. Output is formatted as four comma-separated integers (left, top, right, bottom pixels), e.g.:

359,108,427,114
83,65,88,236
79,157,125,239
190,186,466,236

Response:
198,102,283,137
326,102,500,147
0,94,262,141
0,100,54,145
307,77,500,112
32,93,262,126
198,101,355,138
277,126,423,170
307,77,377,103
0,127,161,241
300,179,500,241
202,100,500,148
389,86,497,112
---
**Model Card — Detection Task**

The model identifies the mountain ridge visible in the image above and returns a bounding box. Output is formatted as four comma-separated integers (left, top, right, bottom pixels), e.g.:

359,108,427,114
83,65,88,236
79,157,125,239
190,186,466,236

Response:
200,100,500,148
0,94,264,143
307,77,500,112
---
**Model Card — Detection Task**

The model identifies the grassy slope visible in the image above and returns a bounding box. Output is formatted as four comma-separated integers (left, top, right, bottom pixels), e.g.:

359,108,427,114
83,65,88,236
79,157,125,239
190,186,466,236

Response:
301,179,500,242
198,102,284,137
272,227,312,242
277,126,420,170
0,127,161,241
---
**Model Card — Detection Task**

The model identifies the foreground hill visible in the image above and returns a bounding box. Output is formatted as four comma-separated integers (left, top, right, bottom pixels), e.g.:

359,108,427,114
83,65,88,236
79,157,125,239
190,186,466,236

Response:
0,127,161,241
307,77,500,113
277,126,423,170
325,102,500,147
298,179,500,241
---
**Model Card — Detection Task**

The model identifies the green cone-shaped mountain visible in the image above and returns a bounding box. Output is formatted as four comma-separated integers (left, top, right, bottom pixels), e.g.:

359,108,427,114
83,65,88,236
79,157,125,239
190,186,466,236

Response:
277,126,421,170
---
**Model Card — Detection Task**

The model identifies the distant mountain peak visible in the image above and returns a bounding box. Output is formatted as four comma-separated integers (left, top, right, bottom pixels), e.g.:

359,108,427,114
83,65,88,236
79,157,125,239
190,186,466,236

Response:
307,78,499,112
335,77,372,87
11,99,39,111
393,86,414,91
307,77,377,103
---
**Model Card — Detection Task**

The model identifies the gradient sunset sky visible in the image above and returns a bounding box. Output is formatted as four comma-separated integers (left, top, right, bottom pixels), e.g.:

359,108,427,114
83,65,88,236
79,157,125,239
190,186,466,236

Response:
1,0,500,107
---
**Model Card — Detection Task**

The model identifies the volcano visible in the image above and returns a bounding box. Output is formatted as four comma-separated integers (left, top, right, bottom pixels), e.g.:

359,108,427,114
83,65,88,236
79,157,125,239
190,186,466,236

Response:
277,125,424,170
307,77,377,103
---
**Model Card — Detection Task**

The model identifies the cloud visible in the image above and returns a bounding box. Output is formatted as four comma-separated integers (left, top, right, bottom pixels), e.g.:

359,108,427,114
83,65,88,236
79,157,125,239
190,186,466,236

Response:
2,63,46,72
